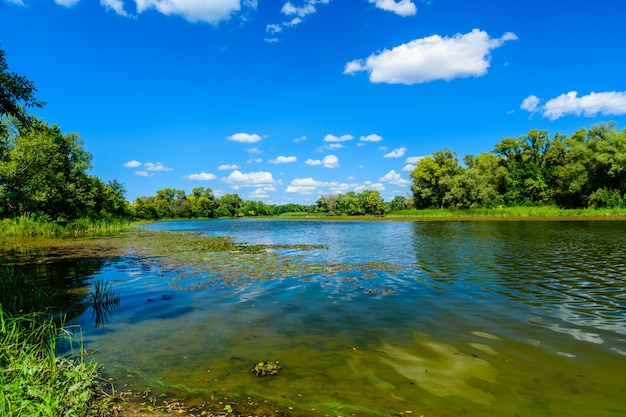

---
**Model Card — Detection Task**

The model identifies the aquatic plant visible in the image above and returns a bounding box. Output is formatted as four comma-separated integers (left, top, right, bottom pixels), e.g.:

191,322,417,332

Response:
251,361,281,376
89,279,120,328
0,305,118,416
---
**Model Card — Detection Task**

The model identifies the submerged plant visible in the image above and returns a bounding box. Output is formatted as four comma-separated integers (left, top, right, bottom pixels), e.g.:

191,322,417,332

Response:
251,361,281,376
89,279,120,328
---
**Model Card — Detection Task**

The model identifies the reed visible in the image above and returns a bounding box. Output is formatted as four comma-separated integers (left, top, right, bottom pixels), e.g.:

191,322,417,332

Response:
89,279,121,328
0,215,132,238
0,269,118,416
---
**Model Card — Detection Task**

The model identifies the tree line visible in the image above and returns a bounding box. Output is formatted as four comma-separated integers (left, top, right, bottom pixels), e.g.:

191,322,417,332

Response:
410,123,626,210
130,188,394,220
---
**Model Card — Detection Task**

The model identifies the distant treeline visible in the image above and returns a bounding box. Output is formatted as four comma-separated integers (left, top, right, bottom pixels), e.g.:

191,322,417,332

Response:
131,188,396,219
411,122,626,210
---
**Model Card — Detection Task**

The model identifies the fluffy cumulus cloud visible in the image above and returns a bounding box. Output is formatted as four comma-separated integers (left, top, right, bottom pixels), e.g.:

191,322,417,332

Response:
228,132,263,143
144,162,174,171
123,160,142,168
368,0,416,17
379,169,410,185
384,147,406,158
222,170,275,186
352,180,385,192
324,134,354,143
305,154,339,168
269,155,297,164
101,0,129,16
132,0,248,24
218,164,239,170
285,177,349,194
344,29,517,85
521,91,626,120
360,134,383,142
184,171,217,181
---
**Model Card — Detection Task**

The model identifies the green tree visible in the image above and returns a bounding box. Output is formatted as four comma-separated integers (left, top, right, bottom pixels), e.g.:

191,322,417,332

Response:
336,191,364,215
0,46,45,139
410,148,461,209
0,120,92,219
216,193,243,217
360,189,385,215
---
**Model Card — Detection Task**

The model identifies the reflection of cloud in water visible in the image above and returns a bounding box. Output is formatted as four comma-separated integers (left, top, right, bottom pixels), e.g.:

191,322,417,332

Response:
547,323,604,344
351,334,498,405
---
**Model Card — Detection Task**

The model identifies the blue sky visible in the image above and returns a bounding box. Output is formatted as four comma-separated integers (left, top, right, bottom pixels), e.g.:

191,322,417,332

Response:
2,0,626,204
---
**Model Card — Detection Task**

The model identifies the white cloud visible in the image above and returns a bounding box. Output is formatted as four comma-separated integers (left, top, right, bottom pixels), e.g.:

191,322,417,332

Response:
368,0,416,17
269,155,297,164
285,177,325,193
100,0,129,16
285,177,349,194
247,147,263,154
228,132,262,143
324,134,354,142
405,155,423,164
293,135,307,143
379,169,410,185
218,164,239,170
521,91,626,120
184,171,217,181
281,1,315,17
266,23,282,34
384,147,406,158
222,170,275,186
248,186,275,199
402,164,415,171
520,94,540,113
327,143,345,150
353,181,385,192
247,158,263,163
344,29,517,85
144,162,173,171
266,0,330,39
135,171,150,177
55,0,80,6
133,0,244,24
264,37,280,43
360,133,383,142
5,0,25,5
305,154,339,168
123,160,142,168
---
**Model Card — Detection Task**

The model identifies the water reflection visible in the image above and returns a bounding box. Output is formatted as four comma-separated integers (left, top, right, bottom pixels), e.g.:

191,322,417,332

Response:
411,221,626,343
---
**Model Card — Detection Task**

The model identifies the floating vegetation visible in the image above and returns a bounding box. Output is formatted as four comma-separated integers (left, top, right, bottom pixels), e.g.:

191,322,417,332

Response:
251,361,281,376
0,230,409,294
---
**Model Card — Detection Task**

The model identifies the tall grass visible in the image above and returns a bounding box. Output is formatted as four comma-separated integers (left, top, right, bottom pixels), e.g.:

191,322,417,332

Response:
0,214,132,238
0,269,118,416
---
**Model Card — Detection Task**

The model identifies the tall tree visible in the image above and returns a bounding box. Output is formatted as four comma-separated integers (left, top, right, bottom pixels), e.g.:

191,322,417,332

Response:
410,148,461,209
0,46,44,139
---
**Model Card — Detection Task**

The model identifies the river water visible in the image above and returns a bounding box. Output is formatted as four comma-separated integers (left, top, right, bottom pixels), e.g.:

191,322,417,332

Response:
51,220,626,416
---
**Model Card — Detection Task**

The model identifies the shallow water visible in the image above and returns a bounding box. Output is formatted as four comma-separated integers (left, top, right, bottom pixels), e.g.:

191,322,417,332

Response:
53,220,626,415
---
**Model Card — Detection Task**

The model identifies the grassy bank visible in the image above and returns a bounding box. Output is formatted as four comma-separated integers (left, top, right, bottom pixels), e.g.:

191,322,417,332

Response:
0,269,118,417
0,215,133,238
386,206,626,219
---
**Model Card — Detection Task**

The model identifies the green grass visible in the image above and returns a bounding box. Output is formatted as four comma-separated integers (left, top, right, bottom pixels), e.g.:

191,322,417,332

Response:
387,206,626,219
0,269,118,417
0,214,132,238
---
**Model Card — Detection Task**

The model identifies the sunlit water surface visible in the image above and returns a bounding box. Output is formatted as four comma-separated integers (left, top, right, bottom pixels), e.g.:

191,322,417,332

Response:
73,220,625,416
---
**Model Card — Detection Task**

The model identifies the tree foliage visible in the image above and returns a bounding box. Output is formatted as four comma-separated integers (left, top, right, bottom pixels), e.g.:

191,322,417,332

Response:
410,123,626,209
0,46,44,138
